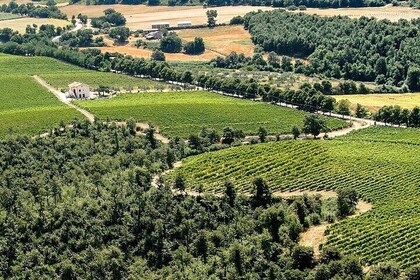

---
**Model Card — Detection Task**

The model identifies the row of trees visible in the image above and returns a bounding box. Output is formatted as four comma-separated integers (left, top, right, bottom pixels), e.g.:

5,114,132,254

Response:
245,11,420,90
0,0,67,19
374,105,420,127
90,8,126,28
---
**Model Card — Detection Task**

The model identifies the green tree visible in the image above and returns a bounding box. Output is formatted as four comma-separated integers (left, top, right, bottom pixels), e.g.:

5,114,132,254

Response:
302,115,327,138
258,126,268,143
292,246,314,270
406,66,420,91
337,188,358,217
291,125,300,140
151,49,165,61
251,177,271,207
355,103,368,118
160,33,182,53
174,173,186,194
368,262,400,280
109,26,130,43
206,10,218,27
336,99,352,116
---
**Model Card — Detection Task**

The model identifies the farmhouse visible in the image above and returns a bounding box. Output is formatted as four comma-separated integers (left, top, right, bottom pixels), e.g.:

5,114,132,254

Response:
151,22,170,29
177,21,192,27
68,82,91,99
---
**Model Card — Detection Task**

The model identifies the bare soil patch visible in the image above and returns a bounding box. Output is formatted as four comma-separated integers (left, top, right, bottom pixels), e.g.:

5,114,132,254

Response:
60,4,275,29
177,25,254,56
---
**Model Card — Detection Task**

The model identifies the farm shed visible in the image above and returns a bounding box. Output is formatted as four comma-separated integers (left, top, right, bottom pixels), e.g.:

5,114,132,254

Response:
177,21,192,27
151,22,170,29
68,82,91,99
145,31,163,40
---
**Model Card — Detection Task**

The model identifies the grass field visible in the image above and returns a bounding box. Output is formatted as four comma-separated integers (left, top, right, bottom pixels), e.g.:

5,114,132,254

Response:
76,90,347,138
172,126,420,268
60,5,274,29
297,5,420,22
0,17,70,33
177,25,254,57
336,93,420,111
0,12,23,21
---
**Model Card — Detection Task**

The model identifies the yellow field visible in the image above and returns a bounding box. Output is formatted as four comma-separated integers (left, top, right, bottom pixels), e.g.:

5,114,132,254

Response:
176,25,254,56
296,5,420,22
60,4,274,30
0,17,70,33
336,93,420,111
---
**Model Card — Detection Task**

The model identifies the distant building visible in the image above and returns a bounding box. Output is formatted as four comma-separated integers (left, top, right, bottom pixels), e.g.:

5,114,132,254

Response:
151,22,170,30
68,82,91,99
177,21,192,28
145,31,163,40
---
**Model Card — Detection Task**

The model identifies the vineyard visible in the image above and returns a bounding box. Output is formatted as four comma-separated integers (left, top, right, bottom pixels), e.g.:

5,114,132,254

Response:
172,126,420,268
76,90,348,138
0,54,166,91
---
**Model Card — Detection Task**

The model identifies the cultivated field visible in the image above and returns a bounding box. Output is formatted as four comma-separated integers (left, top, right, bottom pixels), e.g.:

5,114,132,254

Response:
172,126,420,268
0,54,81,138
0,53,168,137
0,17,70,33
297,5,420,22
76,90,347,138
60,5,275,29
177,25,254,56
336,93,420,111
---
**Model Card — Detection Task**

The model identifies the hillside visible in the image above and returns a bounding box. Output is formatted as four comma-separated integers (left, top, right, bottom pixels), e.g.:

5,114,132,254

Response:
172,126,420,268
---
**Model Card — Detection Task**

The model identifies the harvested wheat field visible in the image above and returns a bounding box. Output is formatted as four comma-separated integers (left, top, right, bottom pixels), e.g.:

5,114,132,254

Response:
177,25,254,56
92,46,220,61
297,5,420,21
336,93,420,111
61,5,275,29
0,17,70,33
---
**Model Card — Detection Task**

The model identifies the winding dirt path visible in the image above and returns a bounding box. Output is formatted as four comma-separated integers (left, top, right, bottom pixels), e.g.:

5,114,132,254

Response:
33,75,95,123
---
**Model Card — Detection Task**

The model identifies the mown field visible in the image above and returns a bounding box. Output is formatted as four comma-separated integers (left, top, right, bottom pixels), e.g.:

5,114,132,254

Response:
0,17,70,33
336,93,420,111
60,5,274,29
176,25,254,57
76,90,347,138
172,126,420,268
0,53,166,137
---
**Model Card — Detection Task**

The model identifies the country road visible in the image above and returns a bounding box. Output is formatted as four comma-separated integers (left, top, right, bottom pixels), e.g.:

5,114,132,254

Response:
52,20,84,43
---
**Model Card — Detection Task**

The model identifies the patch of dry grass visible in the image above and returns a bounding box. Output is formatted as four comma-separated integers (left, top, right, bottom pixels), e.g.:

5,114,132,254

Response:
61,4,274,29
0,17,70,33
335,93,420,111
177,25,254,56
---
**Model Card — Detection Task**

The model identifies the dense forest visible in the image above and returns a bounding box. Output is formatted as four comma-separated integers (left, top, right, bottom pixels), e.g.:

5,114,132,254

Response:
245,11,420,90
0,121,371,279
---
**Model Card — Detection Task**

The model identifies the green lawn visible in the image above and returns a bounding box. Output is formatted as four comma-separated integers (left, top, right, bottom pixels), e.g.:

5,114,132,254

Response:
76,90,348,138
173,126,420,268
0,12,22,21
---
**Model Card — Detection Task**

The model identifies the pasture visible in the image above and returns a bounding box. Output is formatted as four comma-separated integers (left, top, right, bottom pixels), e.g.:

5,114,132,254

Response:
76,90,347,138
297,5,420,22
176,25,254,57
335,93,420,111
0,17,70,33
172,126,420,268
60,5,275,29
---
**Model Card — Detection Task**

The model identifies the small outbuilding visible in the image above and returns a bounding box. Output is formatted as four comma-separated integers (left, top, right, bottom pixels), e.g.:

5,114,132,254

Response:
145,31,163,40
68,82,91,99
177,21,192,28
151,22,170,29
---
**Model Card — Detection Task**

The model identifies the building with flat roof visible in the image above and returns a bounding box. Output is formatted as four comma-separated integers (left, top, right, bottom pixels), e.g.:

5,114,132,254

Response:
151,22,170,29
177,21,192,27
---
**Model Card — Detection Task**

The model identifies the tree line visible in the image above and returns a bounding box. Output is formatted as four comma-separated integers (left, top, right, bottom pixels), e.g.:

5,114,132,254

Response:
0,0,67,19
374,106,420,127
245,10,420,91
